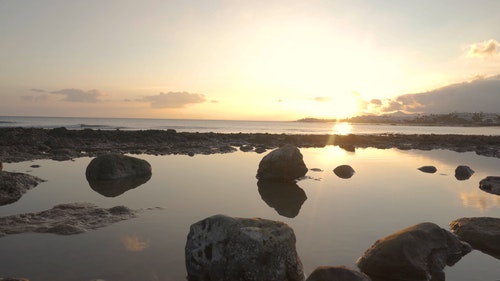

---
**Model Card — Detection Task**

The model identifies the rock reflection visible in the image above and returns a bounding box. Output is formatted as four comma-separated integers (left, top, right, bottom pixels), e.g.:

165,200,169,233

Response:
460,190,500,211
122,235,149,252
257,180,307,218
87,174,151,197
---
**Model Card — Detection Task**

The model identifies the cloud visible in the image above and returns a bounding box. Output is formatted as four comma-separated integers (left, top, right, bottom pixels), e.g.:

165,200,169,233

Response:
314,97,331,102
467,39,500,57
138,91,207,108
21,94,50,102
28,88,104,103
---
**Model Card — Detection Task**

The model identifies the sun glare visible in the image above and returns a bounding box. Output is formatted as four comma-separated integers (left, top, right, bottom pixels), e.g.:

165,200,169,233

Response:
332,122,352,135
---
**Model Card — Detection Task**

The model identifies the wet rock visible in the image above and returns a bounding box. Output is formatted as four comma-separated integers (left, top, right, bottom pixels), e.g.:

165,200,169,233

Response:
310,168,323,172
85,154,152,181
256,144,308,182
455,165,474,180
239,145,254,152
0,202,137,237
333,165,355,179
254,147,267,154
257,180,307,218
356,222,471,281
306,266,371,281
185,214,304,281
87,173,151,197
479,176,500,195
339,144,356,152
450,217,500,259
418,166,437,173
0,171,45,206
0,278,29,281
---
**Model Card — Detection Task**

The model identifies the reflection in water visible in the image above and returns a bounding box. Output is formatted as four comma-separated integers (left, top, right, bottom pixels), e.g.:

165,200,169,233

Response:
122,235,149,252
257,180,307,218
332,122,352,136
87,174,151,197
460,190,500,211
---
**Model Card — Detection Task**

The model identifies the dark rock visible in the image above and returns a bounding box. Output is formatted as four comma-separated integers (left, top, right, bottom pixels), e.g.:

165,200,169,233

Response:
239,145,254,152
166,129,176,134
450,217,500,259
418,166,437,173
185,214,304,281
339,144,356,152
455,165,474,180
257,180,307,218
0,202,137,237
0,278,30,281
0,171,45,206
310,168,323,172
356,222,471,281
333,165,355,179
306,266,371,281
87,173,151,197
479,176,500,195
254,147,267,154
29,164,40,168
256,144,308,182
85,154,152,181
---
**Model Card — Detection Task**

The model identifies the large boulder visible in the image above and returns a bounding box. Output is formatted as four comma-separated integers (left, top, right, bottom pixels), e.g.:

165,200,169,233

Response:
356,222,471,281
257,180,307,218
454,165,474,180
306,266,371,281
256,144,308,182
85,154,152,181
0,171,45,206
333,165,355,179
450,217,500,259
185,214,304,281
479,176,500,195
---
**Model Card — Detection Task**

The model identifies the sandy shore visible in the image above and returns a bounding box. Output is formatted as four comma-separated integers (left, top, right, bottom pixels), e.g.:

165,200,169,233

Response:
1,127,499,162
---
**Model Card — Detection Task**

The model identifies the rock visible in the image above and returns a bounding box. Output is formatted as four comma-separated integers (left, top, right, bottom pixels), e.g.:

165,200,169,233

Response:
339,144,356,152
257,180,307,218
306,266,371,281
0,162,2,171
85,154,152,181
239,145,254,152
87,173,151,197
256,144,308,182
455,165,474,180
310,168,323,172
450,217,500,259
185,214,304,281
254,147,267,154
0,278,29,281
479,176,500,195
333,165,355,179
0,171,45,206
418,166,437,173
356,222,471,281
0,202,137,237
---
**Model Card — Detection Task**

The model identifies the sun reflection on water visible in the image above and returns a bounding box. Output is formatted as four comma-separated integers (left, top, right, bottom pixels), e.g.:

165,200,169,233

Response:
332,122,352,135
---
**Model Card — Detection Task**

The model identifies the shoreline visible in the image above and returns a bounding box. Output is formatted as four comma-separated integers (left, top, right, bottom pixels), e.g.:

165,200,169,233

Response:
1,127,500,163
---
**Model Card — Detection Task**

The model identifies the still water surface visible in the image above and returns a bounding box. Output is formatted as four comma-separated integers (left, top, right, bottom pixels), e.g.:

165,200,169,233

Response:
1,147,499,280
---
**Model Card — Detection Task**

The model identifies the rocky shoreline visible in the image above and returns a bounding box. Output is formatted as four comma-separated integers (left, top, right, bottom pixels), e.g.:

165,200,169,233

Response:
1,127,500,163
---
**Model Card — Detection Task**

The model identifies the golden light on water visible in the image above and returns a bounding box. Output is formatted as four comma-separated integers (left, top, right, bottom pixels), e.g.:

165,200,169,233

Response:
123,236,149,252
332,122,352,135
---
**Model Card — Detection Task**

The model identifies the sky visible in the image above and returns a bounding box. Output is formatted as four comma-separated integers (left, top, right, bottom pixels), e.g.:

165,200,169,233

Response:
1,0,499,120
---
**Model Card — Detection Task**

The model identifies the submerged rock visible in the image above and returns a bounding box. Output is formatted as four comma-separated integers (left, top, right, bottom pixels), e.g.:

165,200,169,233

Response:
0,202,137,237
450,217,500,259
479,176,500,195
257,180,307,218
0,171,45,206
185,214,304,281
418,166,437,174
85,154,152,181
455,165,474,180
333,165,355,179
356,222,471,281
256,144,308,182
306,266,371,281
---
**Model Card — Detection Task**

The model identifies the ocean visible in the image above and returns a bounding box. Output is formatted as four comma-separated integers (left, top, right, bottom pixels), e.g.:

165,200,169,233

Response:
1,115,500,135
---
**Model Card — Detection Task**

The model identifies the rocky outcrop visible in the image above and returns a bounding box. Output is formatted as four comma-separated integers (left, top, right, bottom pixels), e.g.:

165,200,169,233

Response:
418,166,437,173
455,165,474,180
479,176,500,195
0,171,45,206
333,165,355,179
86,154,152,181
256,144,308,182
306,266,371,281
257,180,307,218
0,203,136,237
185,214,304,281
450,217,500,259
356,222,471,281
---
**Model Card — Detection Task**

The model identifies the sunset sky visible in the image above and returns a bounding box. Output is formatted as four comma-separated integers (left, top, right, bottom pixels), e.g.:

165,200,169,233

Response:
1,0,499,120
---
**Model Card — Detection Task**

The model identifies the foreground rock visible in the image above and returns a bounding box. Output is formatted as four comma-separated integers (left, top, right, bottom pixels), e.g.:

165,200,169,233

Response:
257,180,307,218
418,166,437,174
454,165,474,180
450,217,500,259
356,222,471,281
0,203,136,237
479,176,500,195
306,266,371,281
333,165,355,179
0,171,45,206
86,154,152,181
256,144,308,182
88,174,151,197
185,214,304,281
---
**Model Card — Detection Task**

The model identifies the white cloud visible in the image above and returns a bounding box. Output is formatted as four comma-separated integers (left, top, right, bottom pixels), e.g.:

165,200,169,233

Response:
467,39,500,57
314,97,331,102
28,88,104,103
137,91,207,108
